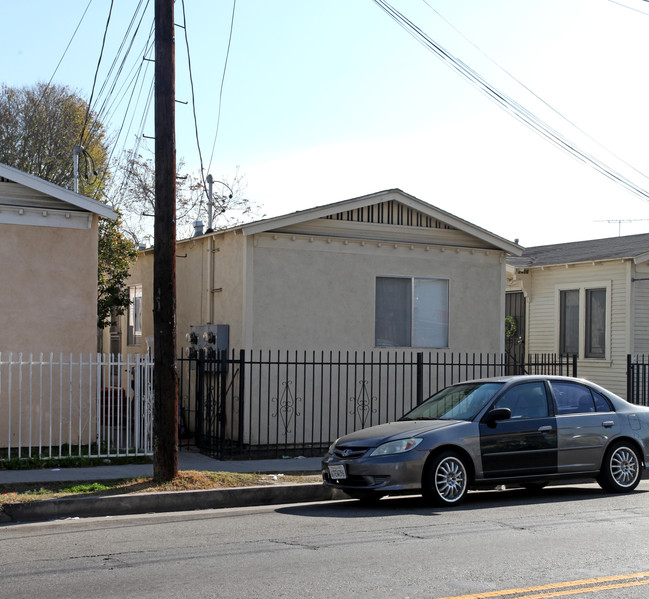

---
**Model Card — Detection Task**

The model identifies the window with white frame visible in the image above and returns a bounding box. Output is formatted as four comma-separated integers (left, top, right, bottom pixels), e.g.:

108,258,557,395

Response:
375,276,449,348
558,283,609,359
127,284,143,346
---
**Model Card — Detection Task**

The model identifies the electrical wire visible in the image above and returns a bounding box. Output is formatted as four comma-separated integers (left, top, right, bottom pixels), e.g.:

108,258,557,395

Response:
208,0,238,175
180,0,208,196
79,0,114,147
421,0,649,186
608,0,649,15
373,0,649,203
46,0,95,89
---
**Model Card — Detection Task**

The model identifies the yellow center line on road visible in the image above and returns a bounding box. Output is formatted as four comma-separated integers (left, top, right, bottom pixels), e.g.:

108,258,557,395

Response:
437,571,649,599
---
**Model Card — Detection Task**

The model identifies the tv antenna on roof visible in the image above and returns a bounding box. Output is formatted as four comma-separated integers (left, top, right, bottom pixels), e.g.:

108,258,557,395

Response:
595,219,649,236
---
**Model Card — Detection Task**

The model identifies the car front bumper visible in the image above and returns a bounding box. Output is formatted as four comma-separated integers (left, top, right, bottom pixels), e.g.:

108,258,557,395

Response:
321,449,428,493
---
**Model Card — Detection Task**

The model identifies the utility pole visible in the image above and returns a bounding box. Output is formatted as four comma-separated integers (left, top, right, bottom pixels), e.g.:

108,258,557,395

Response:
153,0,178,481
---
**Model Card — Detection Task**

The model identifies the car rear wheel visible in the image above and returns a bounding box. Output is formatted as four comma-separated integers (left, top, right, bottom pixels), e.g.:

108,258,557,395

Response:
423,451,469,506
597,442,642,493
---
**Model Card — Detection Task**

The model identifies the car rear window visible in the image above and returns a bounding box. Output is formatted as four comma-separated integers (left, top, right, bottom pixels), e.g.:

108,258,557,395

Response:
551,381,612,414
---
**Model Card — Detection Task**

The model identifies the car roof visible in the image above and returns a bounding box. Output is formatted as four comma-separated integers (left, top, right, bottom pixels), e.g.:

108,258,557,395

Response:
456,374,592,385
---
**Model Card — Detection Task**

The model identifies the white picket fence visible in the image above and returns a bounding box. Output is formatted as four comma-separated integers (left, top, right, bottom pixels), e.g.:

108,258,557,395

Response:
0,352,154,460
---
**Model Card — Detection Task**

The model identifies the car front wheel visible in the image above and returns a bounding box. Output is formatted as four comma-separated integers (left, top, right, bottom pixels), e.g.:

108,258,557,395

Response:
597,442,642,493
423,451,469,506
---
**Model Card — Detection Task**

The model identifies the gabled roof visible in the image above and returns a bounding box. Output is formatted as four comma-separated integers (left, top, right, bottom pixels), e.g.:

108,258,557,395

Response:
508,232,649,269
0,162,116,220
229,189,522,255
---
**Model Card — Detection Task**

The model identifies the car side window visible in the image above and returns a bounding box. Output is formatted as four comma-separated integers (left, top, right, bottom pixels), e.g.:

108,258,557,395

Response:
551,381,597,414
492,382,549,419
592,390,613,412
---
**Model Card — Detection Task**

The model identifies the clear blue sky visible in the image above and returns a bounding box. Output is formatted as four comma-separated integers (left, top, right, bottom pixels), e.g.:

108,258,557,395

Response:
3,0,649,245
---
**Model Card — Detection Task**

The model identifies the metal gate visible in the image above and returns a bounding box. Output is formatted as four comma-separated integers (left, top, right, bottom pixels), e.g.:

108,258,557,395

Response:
505,291,526,373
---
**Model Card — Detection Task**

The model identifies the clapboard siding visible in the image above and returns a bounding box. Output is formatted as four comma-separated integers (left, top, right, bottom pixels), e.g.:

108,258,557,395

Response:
524,261,629,397
632,265,649,354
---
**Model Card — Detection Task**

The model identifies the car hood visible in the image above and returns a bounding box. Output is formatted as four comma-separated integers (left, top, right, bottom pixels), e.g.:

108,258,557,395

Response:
335,420,459,448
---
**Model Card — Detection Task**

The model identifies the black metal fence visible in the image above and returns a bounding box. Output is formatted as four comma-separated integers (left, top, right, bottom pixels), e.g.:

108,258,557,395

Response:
178,350,577,460
627,355,649,406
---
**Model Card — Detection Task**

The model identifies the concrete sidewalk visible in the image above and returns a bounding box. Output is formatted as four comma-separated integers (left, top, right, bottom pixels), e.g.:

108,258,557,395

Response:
0,451,342,524
1,450,323,485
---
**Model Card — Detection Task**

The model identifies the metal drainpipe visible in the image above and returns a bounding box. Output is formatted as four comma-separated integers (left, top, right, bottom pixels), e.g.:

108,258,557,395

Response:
73,145,83,193
207,175,214,323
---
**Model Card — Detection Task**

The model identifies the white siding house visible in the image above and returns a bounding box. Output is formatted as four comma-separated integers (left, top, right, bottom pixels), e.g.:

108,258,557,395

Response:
507,232,649,398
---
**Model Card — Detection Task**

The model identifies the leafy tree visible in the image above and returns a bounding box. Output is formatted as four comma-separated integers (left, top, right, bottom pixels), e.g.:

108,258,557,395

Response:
0,82,108,196
0,82,136,333
97,214,138,329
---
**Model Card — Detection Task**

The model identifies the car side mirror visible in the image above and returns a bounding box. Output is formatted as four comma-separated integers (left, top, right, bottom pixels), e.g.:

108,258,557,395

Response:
485,407,511,427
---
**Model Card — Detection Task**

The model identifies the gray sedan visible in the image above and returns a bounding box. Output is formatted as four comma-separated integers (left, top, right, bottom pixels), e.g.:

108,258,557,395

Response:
322,375,649,506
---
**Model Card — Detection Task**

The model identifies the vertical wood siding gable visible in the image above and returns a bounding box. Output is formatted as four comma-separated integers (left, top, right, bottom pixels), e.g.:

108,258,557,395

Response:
325,200,456,230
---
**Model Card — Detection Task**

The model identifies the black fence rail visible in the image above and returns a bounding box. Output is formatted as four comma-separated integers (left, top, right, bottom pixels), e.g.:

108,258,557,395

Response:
178,350,577,460
627,355,649,406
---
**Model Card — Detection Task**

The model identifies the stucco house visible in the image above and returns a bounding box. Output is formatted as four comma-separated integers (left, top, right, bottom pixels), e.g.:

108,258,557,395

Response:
0,162,117,450
0,162,116,354
115,189,522,358
506,232,649,398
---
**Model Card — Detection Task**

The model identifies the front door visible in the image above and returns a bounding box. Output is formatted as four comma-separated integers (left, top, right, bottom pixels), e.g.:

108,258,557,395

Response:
480,381,558,478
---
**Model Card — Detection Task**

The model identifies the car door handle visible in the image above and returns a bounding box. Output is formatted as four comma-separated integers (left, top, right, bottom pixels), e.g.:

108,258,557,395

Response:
602,421,615,428
538,426,553,432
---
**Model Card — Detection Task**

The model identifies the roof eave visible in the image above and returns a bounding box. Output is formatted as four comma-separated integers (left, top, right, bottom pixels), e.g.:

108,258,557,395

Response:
234,189,522,255
0,162,117,220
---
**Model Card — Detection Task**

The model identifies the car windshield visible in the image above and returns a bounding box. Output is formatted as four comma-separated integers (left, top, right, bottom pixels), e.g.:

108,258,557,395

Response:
400,382,503,421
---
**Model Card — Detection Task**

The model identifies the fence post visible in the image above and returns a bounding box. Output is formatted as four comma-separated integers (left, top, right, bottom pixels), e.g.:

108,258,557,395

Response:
572,354,578,378
627,354,633,403
416,352,424,405
238,349,245,455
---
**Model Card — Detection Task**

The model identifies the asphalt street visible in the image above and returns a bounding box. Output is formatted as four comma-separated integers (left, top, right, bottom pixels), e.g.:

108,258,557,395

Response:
3,481,649,598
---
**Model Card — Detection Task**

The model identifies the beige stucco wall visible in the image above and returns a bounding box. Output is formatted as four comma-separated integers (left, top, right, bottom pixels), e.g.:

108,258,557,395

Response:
248,232,505,353
120,226,508,356
0,219,99,355
1,217,100,449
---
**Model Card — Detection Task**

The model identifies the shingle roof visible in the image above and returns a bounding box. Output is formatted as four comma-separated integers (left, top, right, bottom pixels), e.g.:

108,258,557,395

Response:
507,232,649,269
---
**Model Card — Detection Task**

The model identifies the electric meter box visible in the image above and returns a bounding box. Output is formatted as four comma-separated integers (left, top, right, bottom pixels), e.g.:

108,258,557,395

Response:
185,324,229,372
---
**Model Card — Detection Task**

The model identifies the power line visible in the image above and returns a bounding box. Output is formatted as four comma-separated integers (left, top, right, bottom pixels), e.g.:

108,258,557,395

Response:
608,0,649,15
373,0,649,203
421,0,649,185
180,0,208,195
208,0,238,175
80,0,114,147
46,0,95,89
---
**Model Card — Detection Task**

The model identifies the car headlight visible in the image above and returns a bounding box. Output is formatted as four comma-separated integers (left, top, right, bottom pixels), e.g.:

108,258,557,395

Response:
369,437,422,457
327,439,339,454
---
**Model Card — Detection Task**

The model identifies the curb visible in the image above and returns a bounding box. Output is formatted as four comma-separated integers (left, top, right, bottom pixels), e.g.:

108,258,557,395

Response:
1,484,350,524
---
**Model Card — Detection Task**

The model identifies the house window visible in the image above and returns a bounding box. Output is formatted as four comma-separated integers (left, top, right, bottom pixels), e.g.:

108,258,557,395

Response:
585,288,606,358
127,284,142,346
557,284,609,360
375,277,448,348
559,290,579,356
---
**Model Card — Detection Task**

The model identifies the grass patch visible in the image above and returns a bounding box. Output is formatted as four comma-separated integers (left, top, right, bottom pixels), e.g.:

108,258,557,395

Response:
0,470,322,507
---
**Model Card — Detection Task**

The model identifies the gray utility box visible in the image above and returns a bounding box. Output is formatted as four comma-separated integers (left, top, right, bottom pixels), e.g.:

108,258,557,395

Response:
185,324,229,372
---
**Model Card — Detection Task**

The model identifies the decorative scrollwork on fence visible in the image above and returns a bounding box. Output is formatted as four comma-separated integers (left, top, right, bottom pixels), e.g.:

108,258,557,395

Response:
349,379,377,428
272,380,302,438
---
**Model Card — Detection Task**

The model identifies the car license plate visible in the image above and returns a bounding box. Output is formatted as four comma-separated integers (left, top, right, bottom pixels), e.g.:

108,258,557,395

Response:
329,464,346,479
